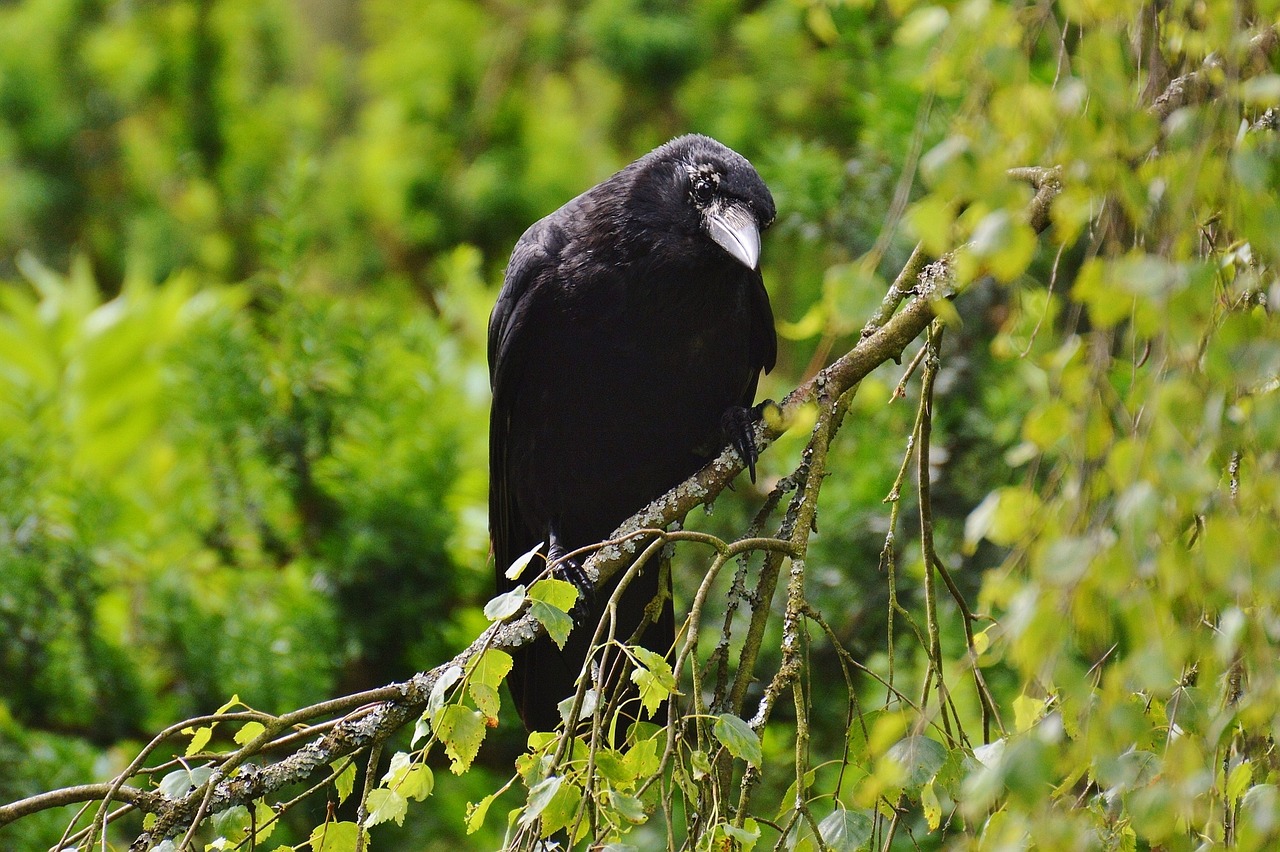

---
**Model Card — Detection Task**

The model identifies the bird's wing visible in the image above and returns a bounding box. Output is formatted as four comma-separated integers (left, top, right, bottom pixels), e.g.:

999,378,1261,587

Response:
746,269,778,400
490,227,548,381
488,189,596,385
488,218,562,586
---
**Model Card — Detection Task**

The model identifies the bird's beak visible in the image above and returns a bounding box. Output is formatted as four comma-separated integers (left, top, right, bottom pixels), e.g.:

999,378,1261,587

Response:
705,202,761,270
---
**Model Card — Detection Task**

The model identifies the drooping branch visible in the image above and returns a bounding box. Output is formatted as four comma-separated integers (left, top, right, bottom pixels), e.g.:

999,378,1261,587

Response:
0,785,163,828
1150,25,1279,121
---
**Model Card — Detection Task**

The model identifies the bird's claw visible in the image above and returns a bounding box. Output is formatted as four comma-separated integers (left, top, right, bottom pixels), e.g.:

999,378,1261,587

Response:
721,403,765,483
548,534,596,617
558,557,596,618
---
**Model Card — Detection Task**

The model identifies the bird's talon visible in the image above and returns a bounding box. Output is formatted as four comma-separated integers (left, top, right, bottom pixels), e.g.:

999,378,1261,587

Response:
721,405,762,483
552,556,595,616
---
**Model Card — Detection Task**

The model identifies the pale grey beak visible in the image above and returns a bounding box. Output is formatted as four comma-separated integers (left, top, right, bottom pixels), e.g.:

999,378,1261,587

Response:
705,202,761,270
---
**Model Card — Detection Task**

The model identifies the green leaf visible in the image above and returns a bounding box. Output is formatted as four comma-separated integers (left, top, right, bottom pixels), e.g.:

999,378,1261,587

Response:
381,752,433,800
251,799,277,842
907,195,957,257
428,665,464,718
558,688,598,726
522,775,563,826
212,805,251,842
623,736,660,779
1241,785,1280,835
539,778,582,837
631,646,671,674
382,751,412,786
1049,185,1095,245
184,726,213,756
363,788,407,828
505,542,545,580
972,627,992,657
922,780,942,830
308,820,359,852
723,819,761,848
776,769,818,821
969,209,1037,282
1013,694,1046,733
713,714,763,767
526,731,557,754
594,749,632,785
777,301,827,340
332,761,357,805
1242,74,1280,105
817,808,873,852
1022,400,1071,451
484,586,527,621
928,293,963,328
805,4,838,44
963,491,1001,555
530,600,575,649
528,577,579,612
400,765,434,802
886,736,948,790
964,487,1041,551
234,721,267,746
158,765,213,799
1071,253,1187,336
629,648,677,719
690,749,712,780
630,667,668,719
609,791,648,824
1228,761,1254,806
436,705,486,773
471,682,501,719
411,713,432,747
466,791,498,835
468,648,514,689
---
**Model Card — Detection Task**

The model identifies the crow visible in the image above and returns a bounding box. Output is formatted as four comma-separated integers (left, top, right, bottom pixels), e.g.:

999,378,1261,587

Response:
488,134,777,733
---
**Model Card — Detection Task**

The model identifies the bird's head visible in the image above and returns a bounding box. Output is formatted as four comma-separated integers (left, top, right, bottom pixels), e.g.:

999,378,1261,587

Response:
634,135,776,271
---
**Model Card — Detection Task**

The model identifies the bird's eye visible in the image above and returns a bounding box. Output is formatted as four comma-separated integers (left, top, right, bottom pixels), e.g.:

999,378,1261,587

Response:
690,173,717,205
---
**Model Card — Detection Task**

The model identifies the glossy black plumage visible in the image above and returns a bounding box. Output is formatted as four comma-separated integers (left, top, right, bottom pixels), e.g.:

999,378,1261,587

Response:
488,134,777,733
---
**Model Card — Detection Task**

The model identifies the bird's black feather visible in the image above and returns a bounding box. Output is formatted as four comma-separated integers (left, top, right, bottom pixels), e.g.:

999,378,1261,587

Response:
489,134,777,733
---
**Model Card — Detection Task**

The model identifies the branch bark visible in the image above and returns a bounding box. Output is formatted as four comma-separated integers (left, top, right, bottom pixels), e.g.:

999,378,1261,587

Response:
0,785,163,828
1150,26,1279,121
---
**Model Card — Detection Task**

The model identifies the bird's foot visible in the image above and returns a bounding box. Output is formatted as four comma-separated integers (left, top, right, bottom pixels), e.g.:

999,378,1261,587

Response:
548,535,595,618
721,402,771,483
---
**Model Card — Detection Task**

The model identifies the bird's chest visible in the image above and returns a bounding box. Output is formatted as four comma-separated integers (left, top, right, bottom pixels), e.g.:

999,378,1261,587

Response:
599,283,747,393
523,274,750,420
508,266,758,535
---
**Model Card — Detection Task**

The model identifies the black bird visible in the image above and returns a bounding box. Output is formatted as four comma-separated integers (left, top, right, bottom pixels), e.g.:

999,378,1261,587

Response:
488,134,777,733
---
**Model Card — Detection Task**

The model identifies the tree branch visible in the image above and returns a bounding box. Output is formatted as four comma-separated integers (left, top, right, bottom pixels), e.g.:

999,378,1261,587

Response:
0,785,163,828
1150,25,1279,121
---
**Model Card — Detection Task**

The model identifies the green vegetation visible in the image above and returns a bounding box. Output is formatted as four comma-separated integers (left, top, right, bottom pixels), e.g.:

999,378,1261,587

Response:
2,0,1279,850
